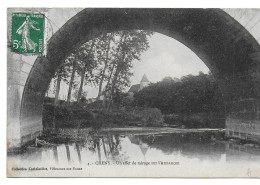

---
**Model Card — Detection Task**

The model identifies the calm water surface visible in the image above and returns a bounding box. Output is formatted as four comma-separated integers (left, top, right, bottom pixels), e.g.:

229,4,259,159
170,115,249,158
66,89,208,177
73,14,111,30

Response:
10,128,260,166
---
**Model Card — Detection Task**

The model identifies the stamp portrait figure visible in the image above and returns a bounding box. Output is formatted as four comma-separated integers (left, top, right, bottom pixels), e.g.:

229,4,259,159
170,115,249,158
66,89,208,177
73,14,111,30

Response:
16,15,40,52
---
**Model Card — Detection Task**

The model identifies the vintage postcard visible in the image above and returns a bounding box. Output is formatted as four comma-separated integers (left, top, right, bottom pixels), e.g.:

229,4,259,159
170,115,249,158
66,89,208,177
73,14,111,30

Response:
6,8,260,177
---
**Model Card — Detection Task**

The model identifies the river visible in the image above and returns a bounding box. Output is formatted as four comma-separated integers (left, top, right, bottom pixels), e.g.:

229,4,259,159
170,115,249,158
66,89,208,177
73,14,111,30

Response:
7,127,260,177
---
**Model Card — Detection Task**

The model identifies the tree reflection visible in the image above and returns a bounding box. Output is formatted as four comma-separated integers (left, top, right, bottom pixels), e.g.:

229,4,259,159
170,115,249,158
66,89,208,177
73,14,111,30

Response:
53,145,58,163
129,132,226,161
65,144,71,163
12,128,260,165
75,143,81,163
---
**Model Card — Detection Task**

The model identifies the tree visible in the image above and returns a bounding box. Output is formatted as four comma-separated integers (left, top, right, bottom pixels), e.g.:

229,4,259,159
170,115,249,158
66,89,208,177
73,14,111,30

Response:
64,33,114,104
104,30,153,111
53,60,71,105
54,30,153,108
134,73,225,115
54,71,62,105
162,76,174,84
95,33,115,100
66,53,80,103
74,39,97,103
73,89,88,102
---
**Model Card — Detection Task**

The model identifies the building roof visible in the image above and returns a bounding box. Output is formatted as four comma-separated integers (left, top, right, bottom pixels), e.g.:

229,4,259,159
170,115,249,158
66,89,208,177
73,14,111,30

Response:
128,136,140,145
128,84,140,93
141,74,149,82
139,144,149,156
128,74,149,93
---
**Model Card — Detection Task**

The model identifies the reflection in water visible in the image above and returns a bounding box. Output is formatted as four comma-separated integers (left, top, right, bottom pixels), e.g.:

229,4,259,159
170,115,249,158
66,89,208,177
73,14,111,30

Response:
101,138,107,159
76,143,81,163
9,129,260,166
53,145,58,163
131,133,226,161
96,139,101,162
65,145,71,163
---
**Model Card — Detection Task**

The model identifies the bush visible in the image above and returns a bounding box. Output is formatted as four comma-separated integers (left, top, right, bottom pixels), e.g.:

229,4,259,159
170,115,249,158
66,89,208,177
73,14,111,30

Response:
140,108,164,126
42,104,95,128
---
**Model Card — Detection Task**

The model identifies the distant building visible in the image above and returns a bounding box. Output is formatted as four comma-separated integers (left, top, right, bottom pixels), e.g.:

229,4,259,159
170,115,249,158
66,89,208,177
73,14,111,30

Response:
128,74,150,98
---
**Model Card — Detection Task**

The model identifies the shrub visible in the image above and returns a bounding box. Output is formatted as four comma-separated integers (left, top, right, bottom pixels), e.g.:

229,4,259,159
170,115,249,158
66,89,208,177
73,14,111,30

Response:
140,108,164,126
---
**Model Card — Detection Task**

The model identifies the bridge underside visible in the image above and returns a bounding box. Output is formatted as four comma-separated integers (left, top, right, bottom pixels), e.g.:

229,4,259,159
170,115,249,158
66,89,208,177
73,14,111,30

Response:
7,8,260,151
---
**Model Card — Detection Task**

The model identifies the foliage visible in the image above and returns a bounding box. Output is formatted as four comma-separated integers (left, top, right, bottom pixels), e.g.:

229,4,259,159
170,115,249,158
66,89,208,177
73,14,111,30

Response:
101,30,153,110
134,72,225,115
73,89,88,102
46,30,153,108
140,108,164,126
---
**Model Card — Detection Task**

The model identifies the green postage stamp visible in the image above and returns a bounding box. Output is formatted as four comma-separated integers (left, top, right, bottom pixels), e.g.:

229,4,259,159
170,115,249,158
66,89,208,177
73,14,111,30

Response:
11,12,45,55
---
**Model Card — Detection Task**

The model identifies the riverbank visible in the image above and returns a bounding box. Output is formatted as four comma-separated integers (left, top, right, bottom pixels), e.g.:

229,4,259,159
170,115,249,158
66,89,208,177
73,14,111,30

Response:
43,126,260,145
43,103,225,129
163,113,225,128
53,126,225,139
37,126,260,154
99,127,225,135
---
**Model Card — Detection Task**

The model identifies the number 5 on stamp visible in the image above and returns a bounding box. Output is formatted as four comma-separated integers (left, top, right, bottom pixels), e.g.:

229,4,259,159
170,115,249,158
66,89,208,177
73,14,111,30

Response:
11,12,45,55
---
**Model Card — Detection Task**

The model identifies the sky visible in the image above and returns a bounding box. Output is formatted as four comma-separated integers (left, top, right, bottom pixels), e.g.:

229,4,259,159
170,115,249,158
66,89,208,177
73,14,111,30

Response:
130,33,209,84
56,32,210,100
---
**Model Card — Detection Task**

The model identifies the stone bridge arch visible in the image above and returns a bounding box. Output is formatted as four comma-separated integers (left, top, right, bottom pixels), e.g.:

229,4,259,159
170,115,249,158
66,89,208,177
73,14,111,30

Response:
8,8,260,150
